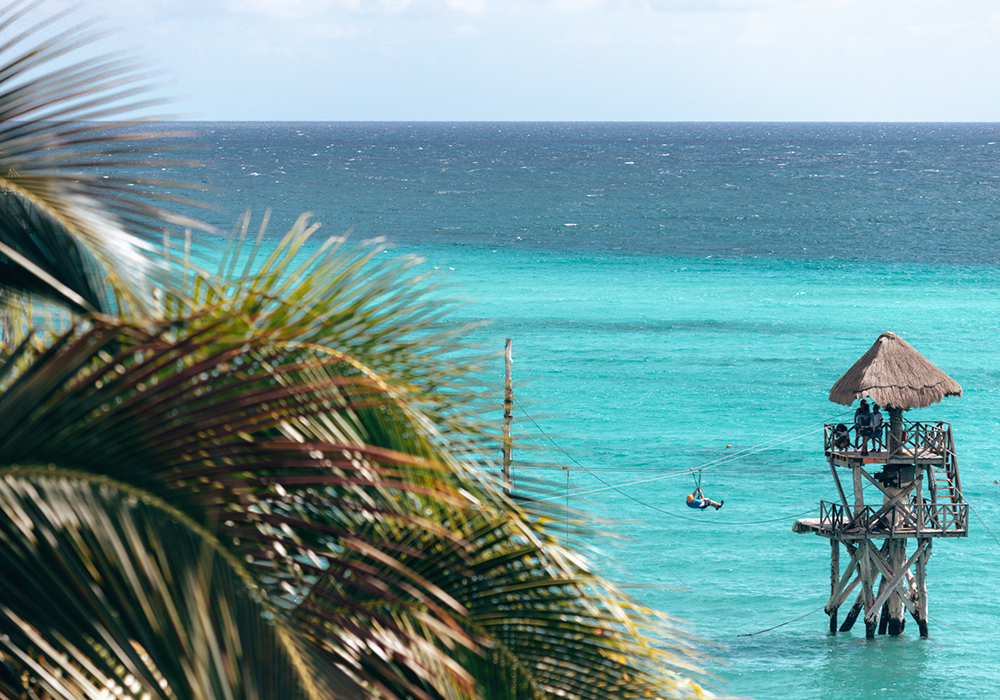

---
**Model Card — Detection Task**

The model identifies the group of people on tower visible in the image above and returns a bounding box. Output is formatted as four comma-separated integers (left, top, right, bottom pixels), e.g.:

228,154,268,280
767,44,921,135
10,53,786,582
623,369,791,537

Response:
832,399,884,456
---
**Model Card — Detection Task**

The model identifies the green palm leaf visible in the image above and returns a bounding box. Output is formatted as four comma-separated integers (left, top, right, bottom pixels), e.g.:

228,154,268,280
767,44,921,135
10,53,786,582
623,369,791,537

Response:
0,232,712,698
0,3,713,696
0,316,487,699
0,468,351,700
0,0,209,318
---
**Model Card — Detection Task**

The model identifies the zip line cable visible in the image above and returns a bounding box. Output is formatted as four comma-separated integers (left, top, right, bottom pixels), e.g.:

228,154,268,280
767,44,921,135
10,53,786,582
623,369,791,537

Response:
567,469,689,587
511,403,984,635
966,499,1000,550
735,605,969,637
557,426,828,502
512,400,825,525
940,446,1000,550
525,410,852,502
508,414,688,585
928,614,969,632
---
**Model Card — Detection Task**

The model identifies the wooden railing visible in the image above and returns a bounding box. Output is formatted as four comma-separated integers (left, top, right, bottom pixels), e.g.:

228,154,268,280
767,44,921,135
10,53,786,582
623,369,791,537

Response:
819,500,968,535
823,420,953,460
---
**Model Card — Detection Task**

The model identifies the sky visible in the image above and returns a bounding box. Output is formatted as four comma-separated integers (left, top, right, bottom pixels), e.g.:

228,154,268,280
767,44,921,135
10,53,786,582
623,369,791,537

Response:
64,0,1000,121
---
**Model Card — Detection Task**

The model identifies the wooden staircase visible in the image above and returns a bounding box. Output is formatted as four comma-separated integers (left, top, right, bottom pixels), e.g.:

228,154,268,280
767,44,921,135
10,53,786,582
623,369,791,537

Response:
926,426,964,532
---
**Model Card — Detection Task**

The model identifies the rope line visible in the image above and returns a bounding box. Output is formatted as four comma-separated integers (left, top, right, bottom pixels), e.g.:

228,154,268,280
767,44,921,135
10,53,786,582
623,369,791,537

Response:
512,401,827,526
939,446,1000,550
566,470,688,587
527,413,845,501
967,499,1000,550
927,614,969,633
555,425,827,501
736,606,825,637
507,410,688,584
735,607,969,637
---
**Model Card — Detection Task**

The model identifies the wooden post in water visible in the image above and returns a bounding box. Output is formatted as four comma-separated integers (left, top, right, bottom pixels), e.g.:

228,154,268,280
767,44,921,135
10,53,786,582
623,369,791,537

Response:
502,339,513,496
916,538,931,637
829,540,840,633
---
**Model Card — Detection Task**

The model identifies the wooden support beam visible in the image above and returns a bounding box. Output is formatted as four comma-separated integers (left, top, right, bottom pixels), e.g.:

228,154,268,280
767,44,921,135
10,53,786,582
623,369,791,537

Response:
859,541,877,639
859,471,919,529
887,539,906,635
853,466,865,518
874,541,890,635
840,589,864,633
868,544,919,618
835,576,862,611
915,472,925,531
878,599,890,635
916,538,931,638
869,540,926,619
858,467,901,500
826,547,860,613
830,457,850,510
829,539,839,633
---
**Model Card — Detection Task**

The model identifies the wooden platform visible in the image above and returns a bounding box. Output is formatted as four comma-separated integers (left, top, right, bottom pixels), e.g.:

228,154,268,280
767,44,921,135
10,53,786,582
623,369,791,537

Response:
825,447,947,468
793,517,967,539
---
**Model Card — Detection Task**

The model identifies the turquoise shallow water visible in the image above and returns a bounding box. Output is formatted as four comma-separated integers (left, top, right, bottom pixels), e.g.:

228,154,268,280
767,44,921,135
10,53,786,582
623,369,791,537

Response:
183,122,1000,699
408,246,1000,699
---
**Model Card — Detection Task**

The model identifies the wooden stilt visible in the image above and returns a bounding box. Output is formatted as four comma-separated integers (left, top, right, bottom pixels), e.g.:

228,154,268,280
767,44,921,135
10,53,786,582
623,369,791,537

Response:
916,538,931,637
840,590,864,632
887,539,906,635
875,547,889,635
860,541,878,639
877,540,891,636
829,539,839,633
865,615,878,639
826,545,861,625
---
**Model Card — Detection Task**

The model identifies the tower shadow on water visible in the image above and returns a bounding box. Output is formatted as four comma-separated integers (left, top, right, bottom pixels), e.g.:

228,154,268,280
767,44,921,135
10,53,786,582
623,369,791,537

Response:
793,332,966,639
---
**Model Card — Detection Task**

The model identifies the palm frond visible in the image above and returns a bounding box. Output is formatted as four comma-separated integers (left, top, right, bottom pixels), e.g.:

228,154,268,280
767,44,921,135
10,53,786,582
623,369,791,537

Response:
0,316,489,699
174,214,499,458
0,284,712,699
0,468,355,700
0,0,212,318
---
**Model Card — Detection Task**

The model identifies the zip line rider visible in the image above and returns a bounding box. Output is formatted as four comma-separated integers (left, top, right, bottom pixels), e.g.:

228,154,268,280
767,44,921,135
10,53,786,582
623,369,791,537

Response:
686,486,724,510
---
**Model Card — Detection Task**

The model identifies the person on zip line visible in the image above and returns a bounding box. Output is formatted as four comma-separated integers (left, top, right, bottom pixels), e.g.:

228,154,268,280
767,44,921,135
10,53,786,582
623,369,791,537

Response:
686,486,723,510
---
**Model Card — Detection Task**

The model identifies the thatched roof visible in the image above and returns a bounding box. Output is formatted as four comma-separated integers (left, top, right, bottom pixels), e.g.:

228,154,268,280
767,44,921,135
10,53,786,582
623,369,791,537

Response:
829,332,962,409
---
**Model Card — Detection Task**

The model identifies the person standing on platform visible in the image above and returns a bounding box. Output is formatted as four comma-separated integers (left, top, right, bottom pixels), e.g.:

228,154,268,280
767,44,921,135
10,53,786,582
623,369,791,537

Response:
871,404,885,450
853,399,869,448
856,402,874,456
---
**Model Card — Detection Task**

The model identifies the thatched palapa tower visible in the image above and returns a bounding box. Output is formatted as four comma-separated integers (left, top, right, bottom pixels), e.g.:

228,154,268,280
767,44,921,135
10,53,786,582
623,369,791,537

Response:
794,333,967,639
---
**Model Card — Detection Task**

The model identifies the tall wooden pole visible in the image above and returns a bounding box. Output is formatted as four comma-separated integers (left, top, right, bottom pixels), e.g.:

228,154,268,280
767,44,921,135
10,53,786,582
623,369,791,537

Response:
887,539,906,635
502,339,513,496
829,540,840,633
916,538,931,637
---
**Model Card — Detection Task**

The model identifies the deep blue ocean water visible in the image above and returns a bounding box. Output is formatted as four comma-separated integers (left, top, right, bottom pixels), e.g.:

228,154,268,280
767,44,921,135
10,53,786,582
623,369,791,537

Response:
187,122,1000,699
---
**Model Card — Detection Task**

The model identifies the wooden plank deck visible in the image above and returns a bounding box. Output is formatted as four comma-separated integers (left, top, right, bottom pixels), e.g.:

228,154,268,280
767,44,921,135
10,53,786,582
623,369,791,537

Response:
793,518,966,539
824,447,947,467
